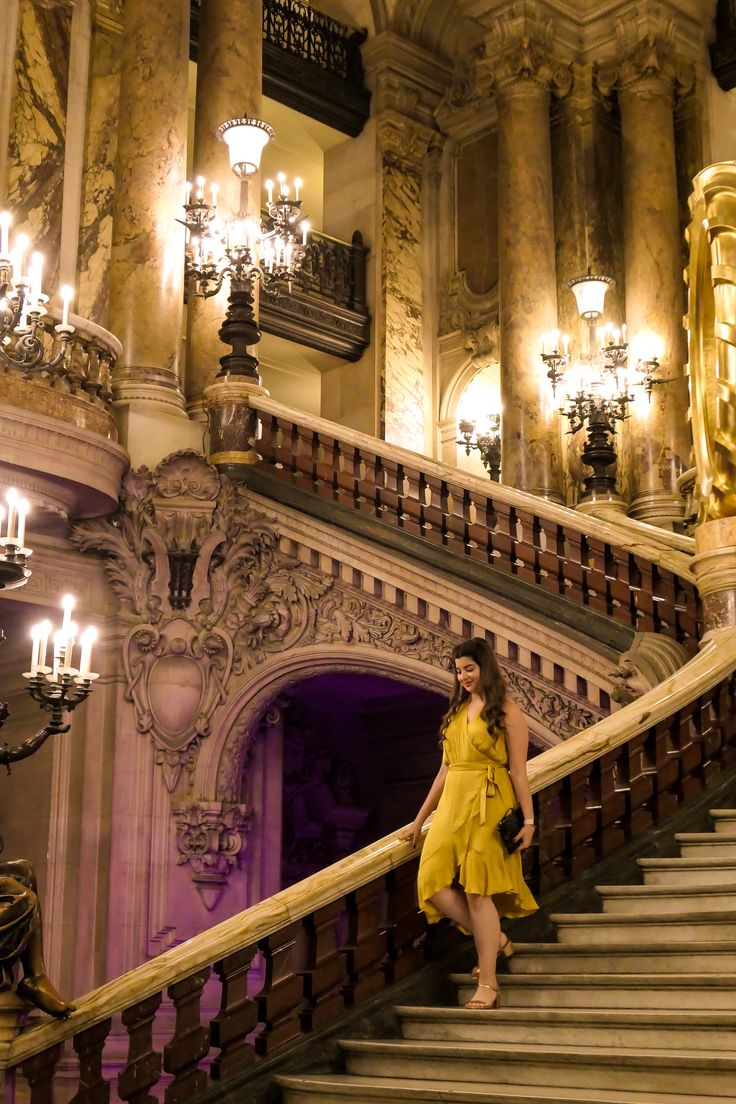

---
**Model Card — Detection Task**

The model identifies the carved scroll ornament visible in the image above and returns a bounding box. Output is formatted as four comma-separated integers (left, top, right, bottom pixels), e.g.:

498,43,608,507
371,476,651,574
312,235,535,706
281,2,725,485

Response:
172,801,250,911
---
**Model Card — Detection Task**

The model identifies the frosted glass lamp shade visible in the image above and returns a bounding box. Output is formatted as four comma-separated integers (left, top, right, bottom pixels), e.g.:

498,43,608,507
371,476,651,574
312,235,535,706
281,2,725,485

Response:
568,273,615,321
217,118,275,178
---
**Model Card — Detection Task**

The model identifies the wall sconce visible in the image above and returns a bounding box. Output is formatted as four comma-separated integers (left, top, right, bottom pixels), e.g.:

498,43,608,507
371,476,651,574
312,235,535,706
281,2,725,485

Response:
457,414,502,482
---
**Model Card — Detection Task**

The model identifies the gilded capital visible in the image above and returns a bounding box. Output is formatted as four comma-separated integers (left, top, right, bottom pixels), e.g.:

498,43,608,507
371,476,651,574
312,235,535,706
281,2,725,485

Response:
477,35,572,101
377,110,435,171
597,35,693,101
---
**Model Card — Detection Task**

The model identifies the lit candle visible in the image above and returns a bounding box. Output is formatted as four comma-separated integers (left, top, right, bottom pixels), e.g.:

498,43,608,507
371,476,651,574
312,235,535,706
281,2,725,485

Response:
210,182,219,207
622,323,627,344
301,220,309,246
265,179,274,204
184,180,192,205
277,172,286,197
562,334,570,356
196,175,205,201
0,211,10,258
78,626,97,677
38,620,51,669
30,624,41,674
0,505,4,538
294,177,302,201
60,285,73,327
16,498,28,548
63,622,77,668
61,593,74,634
613,327,620,346
541,333,547,355
6,488,18,542
52,630,65,680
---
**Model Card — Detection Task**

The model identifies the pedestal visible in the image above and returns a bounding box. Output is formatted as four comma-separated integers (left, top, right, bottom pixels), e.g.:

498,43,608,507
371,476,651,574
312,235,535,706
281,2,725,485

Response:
690,517,736,634
203,378,270,475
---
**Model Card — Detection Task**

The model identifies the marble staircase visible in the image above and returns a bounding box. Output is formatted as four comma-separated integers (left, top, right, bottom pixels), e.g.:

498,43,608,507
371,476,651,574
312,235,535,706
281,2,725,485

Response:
277,809,736,1104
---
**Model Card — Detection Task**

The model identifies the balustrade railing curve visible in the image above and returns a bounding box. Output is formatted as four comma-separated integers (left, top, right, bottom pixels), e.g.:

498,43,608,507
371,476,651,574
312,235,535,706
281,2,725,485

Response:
3,628,735,1101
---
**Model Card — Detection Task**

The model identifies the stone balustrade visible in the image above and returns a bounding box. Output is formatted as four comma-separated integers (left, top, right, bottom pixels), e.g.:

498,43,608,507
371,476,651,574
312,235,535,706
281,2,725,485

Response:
2,627,734,1101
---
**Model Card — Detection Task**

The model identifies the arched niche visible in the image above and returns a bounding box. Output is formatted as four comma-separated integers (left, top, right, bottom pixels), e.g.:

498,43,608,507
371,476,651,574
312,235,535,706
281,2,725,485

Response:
438,357,501,473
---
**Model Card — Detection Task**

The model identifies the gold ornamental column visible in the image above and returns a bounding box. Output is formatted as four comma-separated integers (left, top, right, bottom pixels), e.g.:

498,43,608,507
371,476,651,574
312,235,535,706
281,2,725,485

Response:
187,0,263,417
108,0,189,422
598,38,692,528
479,36,571,500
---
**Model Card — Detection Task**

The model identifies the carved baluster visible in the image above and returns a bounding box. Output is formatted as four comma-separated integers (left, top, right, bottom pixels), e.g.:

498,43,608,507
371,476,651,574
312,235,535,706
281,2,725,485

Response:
118,992,163,1104
585,536,609,614
70,1019,112,1104
210,945,259,1081
334,443,358,510
300,901,346,1031
356,450,378,516
21,1044,62,1104
255,921,304,1056
511,507,538,585
485,499,514,571
421,473,444,545
341,876,389,1005
314,433,339,501
163,970,210,1102
384,859,425,984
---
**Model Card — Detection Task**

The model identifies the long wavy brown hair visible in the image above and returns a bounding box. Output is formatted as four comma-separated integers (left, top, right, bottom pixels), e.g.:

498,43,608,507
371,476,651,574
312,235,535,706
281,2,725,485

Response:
440,637,507,739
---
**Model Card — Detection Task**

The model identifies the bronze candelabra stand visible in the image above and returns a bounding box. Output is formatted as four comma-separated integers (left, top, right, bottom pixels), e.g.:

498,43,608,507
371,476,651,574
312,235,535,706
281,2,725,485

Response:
457,415,502,482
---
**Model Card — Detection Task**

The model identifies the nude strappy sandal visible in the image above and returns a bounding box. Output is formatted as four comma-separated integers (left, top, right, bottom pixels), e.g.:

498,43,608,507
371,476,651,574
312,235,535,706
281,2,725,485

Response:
464,982,500,1010
471,935,514,978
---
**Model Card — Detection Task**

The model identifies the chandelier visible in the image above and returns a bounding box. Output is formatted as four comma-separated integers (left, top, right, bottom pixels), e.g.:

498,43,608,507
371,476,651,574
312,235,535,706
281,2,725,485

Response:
179,117,309,380
0,211,75,373
457,414,502,482
0,487,31,590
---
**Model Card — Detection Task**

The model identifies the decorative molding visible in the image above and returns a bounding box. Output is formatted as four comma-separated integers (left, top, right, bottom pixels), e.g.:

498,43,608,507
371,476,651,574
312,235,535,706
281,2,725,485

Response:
172,800,250,910
597,34,694,99
439,272,499,345
377,109,436,171
477,32,573,100
609,632,689,705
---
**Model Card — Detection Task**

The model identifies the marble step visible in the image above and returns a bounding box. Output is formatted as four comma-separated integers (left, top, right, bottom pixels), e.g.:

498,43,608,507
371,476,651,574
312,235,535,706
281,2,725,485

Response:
549,909,736,944
276,1072,736,1104
675,832,736,857
637,856,736,886
504,941,736,975
339,1038,736,1097
396,1006,736,1050
451,972,736,1010
595,882,736,914
710,810,736,833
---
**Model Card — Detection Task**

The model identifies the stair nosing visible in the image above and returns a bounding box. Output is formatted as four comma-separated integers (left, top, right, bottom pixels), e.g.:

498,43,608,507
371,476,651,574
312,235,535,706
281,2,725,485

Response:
394,1005,736,1025
450,971,736,986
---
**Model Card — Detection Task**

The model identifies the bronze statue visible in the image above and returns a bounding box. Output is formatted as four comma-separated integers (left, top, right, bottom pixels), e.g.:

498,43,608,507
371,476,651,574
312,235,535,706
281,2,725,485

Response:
0,857,75,1018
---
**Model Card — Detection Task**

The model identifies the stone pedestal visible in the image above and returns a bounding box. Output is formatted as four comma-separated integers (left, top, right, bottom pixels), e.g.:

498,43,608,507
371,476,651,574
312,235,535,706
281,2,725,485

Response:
483,36,570,501
186,0,263,414
107,0,189,415
599,38,692,528
691,517,736,634
203,377,270,475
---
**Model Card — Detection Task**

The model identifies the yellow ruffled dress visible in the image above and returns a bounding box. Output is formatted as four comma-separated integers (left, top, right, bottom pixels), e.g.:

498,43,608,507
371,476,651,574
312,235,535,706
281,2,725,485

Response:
417,701,538,923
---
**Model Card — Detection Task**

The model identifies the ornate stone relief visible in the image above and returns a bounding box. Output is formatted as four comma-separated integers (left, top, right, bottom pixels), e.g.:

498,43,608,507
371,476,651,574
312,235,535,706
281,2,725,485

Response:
609,633,689,705
597,34,694,100
439,275,498,344
171,800,250,911
376,109,435,171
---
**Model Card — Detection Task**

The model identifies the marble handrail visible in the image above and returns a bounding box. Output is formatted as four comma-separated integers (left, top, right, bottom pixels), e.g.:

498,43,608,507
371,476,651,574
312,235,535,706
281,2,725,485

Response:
583,501,695,555
250,395,693,580
4,625,735,1070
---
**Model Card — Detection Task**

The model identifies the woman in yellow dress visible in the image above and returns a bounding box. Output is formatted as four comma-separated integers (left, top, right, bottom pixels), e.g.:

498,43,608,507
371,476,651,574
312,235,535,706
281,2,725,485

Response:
399,637,538,1009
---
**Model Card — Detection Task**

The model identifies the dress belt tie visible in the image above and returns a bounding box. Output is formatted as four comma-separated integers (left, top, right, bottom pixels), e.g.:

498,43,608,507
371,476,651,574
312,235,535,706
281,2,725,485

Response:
448,761,503,825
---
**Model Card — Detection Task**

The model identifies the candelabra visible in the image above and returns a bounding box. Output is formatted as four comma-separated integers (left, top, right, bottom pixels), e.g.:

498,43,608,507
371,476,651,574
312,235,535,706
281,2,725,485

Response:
0,594,98,772
0,211,75,374
457,415,502,482
558,379,634,499
0,487,31,590
179,116,309,381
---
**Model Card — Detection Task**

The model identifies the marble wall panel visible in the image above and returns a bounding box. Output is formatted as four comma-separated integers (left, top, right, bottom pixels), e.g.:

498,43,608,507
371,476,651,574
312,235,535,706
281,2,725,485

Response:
456,130,498,296
75,20,120,325
382,161,424,452
5,0,72,286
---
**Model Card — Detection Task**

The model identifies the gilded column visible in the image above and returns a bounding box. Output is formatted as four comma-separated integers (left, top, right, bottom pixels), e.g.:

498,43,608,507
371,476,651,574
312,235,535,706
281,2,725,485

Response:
187,0,263,415
479,35,571,500
107,0,189,414
598,37,693,527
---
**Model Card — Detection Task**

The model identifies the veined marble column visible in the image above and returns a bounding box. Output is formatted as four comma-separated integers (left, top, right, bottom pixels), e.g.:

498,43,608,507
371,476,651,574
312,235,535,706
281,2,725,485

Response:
599,38,692,527
187,0,263,415
107,0,189,414
484,38,571,500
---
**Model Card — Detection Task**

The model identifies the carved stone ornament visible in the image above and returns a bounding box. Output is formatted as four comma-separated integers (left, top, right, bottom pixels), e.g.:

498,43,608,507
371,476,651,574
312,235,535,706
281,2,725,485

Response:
172,801,250,910
439,273,498,342
597,35,694,100
609,632,689,705
377,109,435,171
476,30,572,100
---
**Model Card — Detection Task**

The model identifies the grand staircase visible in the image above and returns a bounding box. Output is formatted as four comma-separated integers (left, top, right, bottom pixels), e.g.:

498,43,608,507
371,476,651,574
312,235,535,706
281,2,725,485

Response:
277,808,736,1104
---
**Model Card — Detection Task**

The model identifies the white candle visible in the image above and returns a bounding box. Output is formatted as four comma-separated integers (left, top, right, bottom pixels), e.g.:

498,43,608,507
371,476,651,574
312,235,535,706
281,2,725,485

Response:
196,176,205,201
52,630,65,680
63,622,77,668
622,323,627,344
78,626,97,677
277,172,286,197
60,285,73,327
0,211,10,258
301,221,309,246
61,593,74,634
16,499,28,547
0,505,4,538
562,334,570,356
265,179,274,204
294,177,302,201
6,488,18,542
38,620,51,669
541,333,546,355
30,624,41,673
184,180,192,205
210,182,219,207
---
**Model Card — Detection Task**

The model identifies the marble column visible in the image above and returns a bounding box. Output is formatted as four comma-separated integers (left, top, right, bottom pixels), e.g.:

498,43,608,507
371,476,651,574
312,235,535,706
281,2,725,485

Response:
187,0,263,415
488,40,571,500
599,38,692,527
107,0,189,413
376,110,434,453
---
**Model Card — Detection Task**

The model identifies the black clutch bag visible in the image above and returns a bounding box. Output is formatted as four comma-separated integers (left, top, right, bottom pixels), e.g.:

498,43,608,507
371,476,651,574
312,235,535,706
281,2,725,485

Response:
498,807,524,854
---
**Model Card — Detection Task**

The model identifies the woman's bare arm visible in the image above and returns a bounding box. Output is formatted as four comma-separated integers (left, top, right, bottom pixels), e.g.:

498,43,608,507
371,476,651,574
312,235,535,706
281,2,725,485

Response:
504,699,536,850
398,760,448,847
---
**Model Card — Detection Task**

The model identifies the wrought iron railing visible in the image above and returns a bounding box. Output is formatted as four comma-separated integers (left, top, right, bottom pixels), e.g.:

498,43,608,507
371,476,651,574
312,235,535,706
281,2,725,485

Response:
263,0,366,85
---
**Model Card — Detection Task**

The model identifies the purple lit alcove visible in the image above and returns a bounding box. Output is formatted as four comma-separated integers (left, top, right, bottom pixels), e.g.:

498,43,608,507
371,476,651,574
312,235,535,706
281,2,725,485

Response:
268,673,447,889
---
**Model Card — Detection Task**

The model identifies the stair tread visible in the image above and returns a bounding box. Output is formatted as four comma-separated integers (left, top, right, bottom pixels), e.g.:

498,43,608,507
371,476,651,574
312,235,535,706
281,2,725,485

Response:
451,972,736,987
507,941,736,954
674,832,736,841
340,1038,736,1066
709,810,736,815
637,857,736,867
596,882,736,894
549,909,736,922
394,1006,736,1026
275,1072,736,1104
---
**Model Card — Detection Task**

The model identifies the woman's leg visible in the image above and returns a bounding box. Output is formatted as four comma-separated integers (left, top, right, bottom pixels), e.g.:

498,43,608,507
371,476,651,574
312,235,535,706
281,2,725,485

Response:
428,886,474,933
465,893,501,1006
